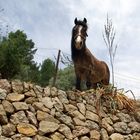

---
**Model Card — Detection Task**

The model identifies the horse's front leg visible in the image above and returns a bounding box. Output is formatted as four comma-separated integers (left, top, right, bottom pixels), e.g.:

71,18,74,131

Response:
76,77,81,91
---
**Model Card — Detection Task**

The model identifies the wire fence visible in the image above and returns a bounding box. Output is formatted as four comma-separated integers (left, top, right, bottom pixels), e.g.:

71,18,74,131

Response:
35,47,140,99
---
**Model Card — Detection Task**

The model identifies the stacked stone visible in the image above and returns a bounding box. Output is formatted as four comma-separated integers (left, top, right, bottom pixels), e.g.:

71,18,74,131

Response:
0,79,140,140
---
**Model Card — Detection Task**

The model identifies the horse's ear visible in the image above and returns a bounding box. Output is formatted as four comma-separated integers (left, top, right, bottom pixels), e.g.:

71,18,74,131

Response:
74,18,77,24
83,18,87,23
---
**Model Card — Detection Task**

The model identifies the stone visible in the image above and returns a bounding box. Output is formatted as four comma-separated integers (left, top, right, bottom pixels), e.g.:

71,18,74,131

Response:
73,126,89,137
85,120,99,130
123,134,133,140
128,122,140,132
25,97,38,104
102,117,114,135
39,121,59,135
11,80,24,93
69,110,86,121
50,132,65,140
86,104,97,113
17,123,37,136
134,110,140,122
12,102,28,111
25,89,36,97
52,97,64,112
67,91,76,100
33,85,43,100
0,136,12,140
116,113,131,123
58,90,69,104
0,88,7,99
37,110,59,123
0,125,2,135
64,104,77,112
86,110,99,123
77,103,86,115
11,134,23,140
34,135,52,140
2,100,14,114
110,133,124,140
101,128,109,140
109,114,120,123
73,117,86,126
44,86,51,97
0,104,8,124
2,123,16,137
113,122,131,134
10,111,29,124
90,130,100,140
50,87,58,97
0,79,11,93
55,112,74,129
32,102,50,112
133,132,140,140
58,124,73,139
6,93,25,102
42,97,54,109
21,137,32,140
23,81,30,92
26,111,38,126
80,136,90,140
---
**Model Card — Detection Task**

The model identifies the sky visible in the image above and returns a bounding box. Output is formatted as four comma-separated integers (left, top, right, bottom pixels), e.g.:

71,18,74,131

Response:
0,0,140,98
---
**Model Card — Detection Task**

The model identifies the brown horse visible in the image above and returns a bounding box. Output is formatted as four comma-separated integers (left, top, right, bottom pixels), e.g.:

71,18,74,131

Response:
71,18,110,90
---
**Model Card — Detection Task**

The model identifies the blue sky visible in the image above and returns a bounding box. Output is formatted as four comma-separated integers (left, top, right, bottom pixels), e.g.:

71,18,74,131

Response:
0,0,140,98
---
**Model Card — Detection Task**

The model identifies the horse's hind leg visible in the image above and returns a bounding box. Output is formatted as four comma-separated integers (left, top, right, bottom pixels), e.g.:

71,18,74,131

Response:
76,77,81,90
86,81,91,90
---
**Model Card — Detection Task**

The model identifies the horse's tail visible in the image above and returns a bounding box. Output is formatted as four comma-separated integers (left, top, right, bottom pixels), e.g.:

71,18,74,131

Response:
102,61,110,85
105,63,110,84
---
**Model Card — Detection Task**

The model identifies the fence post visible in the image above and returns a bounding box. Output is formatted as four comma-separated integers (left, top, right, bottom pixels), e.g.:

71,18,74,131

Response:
52,49,61,87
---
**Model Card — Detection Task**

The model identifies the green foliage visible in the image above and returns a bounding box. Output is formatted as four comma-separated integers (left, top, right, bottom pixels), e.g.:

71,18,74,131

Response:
52,65,76,90
0,30,38,80
40,58,55,87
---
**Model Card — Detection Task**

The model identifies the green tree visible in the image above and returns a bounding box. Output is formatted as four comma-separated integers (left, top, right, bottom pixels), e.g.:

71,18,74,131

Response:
40,58,55,87
0,30,38,80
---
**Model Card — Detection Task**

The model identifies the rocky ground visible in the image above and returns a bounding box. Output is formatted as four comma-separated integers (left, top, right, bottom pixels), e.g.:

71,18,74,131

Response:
0,79,140,140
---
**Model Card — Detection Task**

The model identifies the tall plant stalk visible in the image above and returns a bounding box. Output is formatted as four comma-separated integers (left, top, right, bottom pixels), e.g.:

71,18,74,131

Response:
103,15,118,87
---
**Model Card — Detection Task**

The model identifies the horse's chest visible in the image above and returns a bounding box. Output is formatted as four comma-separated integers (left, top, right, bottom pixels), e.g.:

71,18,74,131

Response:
75,62,92,80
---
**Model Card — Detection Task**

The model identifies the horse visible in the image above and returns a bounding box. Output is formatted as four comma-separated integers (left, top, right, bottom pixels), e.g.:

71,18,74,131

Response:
71,18,110,90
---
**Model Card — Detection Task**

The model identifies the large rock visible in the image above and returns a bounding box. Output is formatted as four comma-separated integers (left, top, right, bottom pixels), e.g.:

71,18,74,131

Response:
2,123,16,137
39,121,60,135
10,111,29,124
110,133,124,140
0,104,8,124
6,93,25,102
113,122,131,134
11,80,24,93
73,126,89,137
86,110,99,123
2,100,14,114
58,124,73,139
17,123,37,136
0,79,11,93
12,102,28,111
0,88,7,100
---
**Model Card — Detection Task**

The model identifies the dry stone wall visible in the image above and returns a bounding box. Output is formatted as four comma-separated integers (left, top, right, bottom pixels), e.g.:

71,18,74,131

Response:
0,79,140,140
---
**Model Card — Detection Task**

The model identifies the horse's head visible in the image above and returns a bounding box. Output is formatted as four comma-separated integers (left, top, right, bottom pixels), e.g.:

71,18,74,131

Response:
72,18,88,50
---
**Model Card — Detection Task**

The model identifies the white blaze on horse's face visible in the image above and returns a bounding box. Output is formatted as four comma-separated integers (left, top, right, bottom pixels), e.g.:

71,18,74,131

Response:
75,25,83,50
